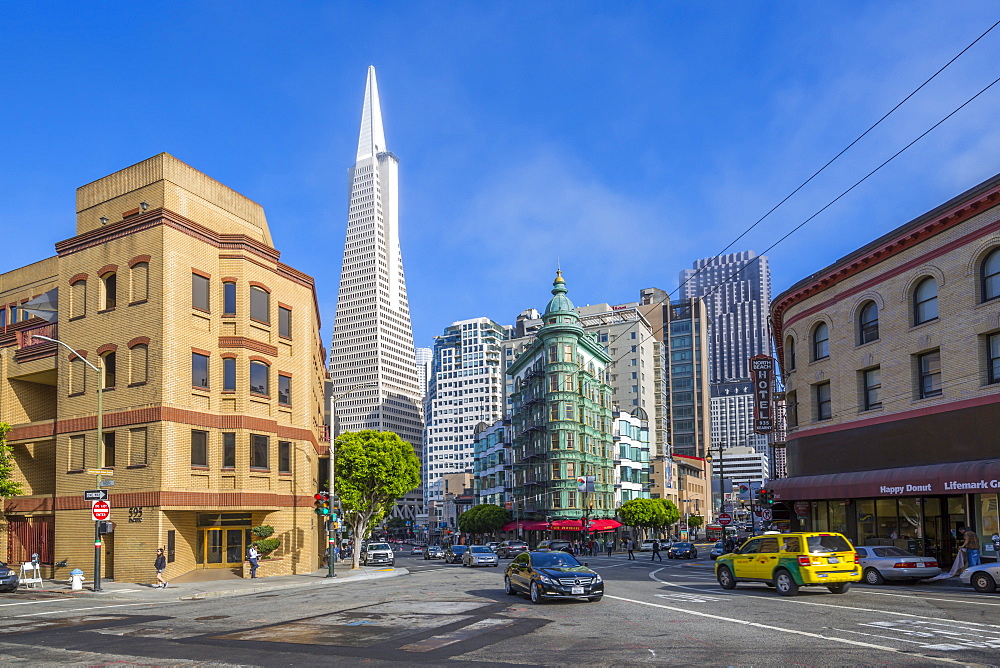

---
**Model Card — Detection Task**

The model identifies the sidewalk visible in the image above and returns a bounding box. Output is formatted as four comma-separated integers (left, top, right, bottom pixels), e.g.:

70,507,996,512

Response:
21,565,408,602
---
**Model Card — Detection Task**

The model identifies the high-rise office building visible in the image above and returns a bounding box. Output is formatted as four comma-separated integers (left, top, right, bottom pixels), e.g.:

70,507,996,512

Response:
424,318,507,514
330,67,423,518
415,347,433,396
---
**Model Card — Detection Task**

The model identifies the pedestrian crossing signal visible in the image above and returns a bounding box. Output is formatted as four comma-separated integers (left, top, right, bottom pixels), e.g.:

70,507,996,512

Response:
314,491,331,515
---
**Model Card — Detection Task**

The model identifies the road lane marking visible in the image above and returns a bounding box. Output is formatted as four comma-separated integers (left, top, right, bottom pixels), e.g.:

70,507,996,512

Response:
603,594,980,666
17,603,154,617
400,618,515,652
857,590,1000,608
0,598,73,608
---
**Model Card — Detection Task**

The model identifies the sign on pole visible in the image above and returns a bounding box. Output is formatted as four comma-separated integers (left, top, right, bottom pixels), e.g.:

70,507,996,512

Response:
86,468,114,476
761,508,773,521
91,499,111,521
717,512,732,526
84,489,108,502
750,355,776,434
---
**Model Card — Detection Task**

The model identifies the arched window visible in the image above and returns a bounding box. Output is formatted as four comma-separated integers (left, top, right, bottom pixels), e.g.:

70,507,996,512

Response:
785,336,796,371
812,322,829,361
101,273,116,310
914,277,938,325
100,351,116,389
982,249,1000,302
858,301,879,344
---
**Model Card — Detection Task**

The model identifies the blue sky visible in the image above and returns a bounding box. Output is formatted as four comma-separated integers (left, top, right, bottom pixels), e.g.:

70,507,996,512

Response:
2,3,998,348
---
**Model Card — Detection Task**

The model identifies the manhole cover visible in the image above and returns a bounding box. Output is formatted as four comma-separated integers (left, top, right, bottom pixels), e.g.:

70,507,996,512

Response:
195,615,230,621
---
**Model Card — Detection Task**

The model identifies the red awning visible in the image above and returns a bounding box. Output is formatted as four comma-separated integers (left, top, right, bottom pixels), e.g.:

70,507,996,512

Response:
551,519,622,532
770,458,1000,501
501,520,549,532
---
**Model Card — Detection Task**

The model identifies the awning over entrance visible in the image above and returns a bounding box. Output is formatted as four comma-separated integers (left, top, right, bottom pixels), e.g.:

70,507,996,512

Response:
500,519,623,532
501,520,549,531
770,459,1000,501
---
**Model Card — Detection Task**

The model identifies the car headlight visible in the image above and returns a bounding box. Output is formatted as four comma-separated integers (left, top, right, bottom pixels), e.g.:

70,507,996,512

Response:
537,575,555,585
593,574,602,583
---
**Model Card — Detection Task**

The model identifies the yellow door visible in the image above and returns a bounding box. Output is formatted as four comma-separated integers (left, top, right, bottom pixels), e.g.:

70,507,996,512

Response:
749,536,780,579
202,529,245,567
732,538,761,578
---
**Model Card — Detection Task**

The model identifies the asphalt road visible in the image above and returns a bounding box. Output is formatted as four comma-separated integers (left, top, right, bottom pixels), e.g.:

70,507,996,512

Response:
0,550,997,666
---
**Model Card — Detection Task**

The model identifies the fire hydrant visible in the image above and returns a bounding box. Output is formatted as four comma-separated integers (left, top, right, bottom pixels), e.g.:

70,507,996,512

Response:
70,568,85,591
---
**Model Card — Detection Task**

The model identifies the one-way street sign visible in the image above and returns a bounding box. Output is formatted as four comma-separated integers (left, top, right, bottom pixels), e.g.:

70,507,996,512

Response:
84,489,109,501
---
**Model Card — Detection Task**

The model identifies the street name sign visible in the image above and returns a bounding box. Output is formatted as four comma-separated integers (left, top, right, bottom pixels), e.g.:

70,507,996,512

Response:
86,468,114,476
717,512,732,526
84,489,108,502
91,500,111,521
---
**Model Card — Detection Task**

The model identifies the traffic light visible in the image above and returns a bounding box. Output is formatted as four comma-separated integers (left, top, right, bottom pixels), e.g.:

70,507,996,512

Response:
330,495,342,519
755,488,766,505
763,489,774,505
314,491,331,515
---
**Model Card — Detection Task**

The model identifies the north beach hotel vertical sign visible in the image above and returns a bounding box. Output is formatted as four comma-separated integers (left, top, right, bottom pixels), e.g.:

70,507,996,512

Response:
751,354,775,434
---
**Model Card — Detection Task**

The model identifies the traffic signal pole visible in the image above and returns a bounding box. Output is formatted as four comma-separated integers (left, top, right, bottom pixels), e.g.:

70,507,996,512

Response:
327,519,336,578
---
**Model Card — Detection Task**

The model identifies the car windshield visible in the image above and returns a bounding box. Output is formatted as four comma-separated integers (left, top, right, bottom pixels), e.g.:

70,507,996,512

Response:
451,545,468,553
672,543,693,549
714,541,723,548
873,546,912,557
366,544,390,551
470,546,492,553
807,535,853,554
508,541,527,546
532,553,582,568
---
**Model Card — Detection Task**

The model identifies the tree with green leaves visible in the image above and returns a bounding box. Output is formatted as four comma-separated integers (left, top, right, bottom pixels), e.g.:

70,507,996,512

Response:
618,498,657,538
457,504,480,536
653,498,680,533
458,504,508,539
333,430,420,569
687,515,704,530
0,423,22,500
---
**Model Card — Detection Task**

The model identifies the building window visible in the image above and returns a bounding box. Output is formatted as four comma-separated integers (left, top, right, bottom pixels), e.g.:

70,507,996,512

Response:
192,352,209,389
191,430,208,467
192,273,210,312
989,333,1000,385
564,402,575,421
913,277,938,325
223,281,236,315
982,249,1000,302
103,432,116,468
918,350,942,398
815,381,832,421
223,357,236,391
566,461,575,479
550,403,559,420
130,427,147,466
250,286,269,324
71,280,87,318
278,375,291,405
858,301,879,344
549,374,559,392
250,361,269,396
222,432,236,468
100,272,117,310
565,432,575,449
278,441,291,473
279,306,292,338
130,262,148,302
567,491,577,508
812,322,829,361
563,344,573,362
101,351,116,389
862,367,881,411
785,336,795,371
130,344,148,384
548,345,558,363
251,434,269,469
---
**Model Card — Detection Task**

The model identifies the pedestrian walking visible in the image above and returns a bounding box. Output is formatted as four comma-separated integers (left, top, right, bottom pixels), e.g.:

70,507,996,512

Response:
607,539,614,557
247,543,260,578
961,527,981,567
627,538,636,560
153,548,167,588
651,538,662,561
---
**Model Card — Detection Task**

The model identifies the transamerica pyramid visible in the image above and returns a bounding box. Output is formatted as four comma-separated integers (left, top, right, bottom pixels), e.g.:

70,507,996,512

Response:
330,66,423,519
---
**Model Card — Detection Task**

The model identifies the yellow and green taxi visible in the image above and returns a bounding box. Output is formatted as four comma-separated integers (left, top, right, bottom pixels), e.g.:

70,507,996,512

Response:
715,532,861,596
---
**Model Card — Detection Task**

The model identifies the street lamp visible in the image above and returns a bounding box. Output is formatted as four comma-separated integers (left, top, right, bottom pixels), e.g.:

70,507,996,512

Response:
33,334,106,592
327,381,378,577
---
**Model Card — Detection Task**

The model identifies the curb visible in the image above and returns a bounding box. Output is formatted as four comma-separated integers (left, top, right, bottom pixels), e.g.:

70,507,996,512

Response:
177,567,409,600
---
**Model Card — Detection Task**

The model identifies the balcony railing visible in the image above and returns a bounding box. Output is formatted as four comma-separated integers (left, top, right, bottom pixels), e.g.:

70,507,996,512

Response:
16,322,57,349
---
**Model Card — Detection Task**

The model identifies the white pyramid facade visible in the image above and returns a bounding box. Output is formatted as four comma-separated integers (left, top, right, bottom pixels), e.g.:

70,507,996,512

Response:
331,67,424,515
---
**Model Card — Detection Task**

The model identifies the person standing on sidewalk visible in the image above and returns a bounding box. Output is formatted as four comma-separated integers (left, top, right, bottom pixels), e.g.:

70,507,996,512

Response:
247,543,260,578
153,548,167,589
651,538,662,561
961,527,981,567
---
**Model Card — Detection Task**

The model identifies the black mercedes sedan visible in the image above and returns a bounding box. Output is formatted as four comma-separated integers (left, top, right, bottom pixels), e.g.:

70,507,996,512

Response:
504,550,603,603
667,542,697,559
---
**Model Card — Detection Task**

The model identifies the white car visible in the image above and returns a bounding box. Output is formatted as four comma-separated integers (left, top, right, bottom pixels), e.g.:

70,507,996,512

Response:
960,561,1000,593
639,540,657,552
361,542,394,567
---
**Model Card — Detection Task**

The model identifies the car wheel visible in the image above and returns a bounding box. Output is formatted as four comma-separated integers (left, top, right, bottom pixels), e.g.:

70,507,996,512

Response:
588,596,603,602
530,582,545,604
863,568,885,586
827,583,850,594
971,571,998,593
717,566,737,590
493,563,499,567
504,576,518,596
774,569,799,596
692,552,697,558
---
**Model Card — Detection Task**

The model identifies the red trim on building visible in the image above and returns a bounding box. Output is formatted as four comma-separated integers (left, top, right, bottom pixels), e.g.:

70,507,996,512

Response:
95,343,117,355
128,255,151,268
249,281,271,293
249,355,272,366
192,268,212,279
127,336,150,348
69,273,88,285
97,264,118,277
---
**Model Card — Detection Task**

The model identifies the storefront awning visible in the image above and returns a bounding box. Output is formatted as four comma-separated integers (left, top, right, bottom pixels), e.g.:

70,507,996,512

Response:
501,520,549,531
770,459,1000,501
500,518,623,532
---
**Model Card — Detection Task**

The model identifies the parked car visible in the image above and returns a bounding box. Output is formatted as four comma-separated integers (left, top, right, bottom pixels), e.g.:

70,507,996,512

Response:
496,540,529,558
639,540,657,552
504,550,604,604
410,545,426,556
668,542,697,559
710,541,726,560
463,545,499,567
424,545,444,560
361,542,394,567
0,563,19,593
535,539,572,553
715,532,860,596
960,561,1000,593
854,546,941,584
443,545,469,564
487,542,500,552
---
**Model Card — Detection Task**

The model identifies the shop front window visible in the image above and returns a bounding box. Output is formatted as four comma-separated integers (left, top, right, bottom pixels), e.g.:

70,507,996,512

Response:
876,498,898,539
857,499,876,543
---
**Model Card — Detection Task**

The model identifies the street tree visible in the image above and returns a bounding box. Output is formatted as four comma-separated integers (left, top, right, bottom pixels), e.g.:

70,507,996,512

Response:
469,504,509,539
654,498,680,534
457,505,480,535
334,430,420,569
618,498,657,538
0,423,22,501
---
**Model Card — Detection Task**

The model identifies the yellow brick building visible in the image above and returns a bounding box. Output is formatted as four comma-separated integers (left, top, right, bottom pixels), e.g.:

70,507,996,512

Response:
0,154,327,583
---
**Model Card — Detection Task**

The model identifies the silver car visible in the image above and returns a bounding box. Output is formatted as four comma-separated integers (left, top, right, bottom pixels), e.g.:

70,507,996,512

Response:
960,561,1000,593
462,545,499,567
855,546,941,584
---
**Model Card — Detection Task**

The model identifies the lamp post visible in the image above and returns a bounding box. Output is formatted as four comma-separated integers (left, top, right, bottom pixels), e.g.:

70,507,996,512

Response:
34,335,105,592
327,381,378,577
